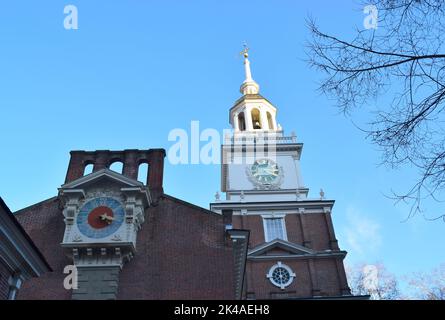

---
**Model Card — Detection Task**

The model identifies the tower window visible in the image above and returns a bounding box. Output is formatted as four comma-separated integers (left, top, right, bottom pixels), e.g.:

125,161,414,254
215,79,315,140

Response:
267,112,274,130
83,163,94,176
251,108,262,129
109,161,124,174
263,216,287,242
238,112,246,131
138,162,149,185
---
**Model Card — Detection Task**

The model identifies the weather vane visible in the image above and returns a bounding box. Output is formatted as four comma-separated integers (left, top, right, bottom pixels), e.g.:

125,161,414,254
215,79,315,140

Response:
241,41,249,58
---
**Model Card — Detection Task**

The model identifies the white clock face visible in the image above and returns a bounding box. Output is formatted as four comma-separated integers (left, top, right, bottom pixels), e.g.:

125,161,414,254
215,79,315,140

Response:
250,159,280,185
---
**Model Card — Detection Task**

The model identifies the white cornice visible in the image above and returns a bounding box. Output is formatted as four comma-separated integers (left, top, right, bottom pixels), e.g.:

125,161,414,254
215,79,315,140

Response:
248,239,316,256
60,169,144,189
210,200,335,214
247,251,347,261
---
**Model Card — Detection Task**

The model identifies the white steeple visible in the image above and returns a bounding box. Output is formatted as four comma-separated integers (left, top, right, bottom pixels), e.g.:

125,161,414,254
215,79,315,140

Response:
230,45,278,133
213,47,308,203
240,44,260,95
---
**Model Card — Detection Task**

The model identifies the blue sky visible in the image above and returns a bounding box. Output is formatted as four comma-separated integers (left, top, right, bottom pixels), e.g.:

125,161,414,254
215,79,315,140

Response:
0,0,444,287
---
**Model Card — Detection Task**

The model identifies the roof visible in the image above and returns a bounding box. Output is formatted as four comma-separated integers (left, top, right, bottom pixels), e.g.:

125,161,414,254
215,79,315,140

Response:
162,194,223,218
60,168,145,189
247,238,347,261
14,196,58,216
0,197,52,272
230,94,276,112
248,239,316,257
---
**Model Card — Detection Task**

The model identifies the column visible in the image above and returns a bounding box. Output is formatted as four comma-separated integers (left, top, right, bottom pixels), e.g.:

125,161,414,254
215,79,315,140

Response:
93,151,110,172
65,151,87,183
324,209,340,251
233,114,240,131
123,150,139,180
245,107,253,131
72,266,120,300
272,114,277,130
335,259,352,295
308,259,321,296
260,109,268,130
147,149,166,199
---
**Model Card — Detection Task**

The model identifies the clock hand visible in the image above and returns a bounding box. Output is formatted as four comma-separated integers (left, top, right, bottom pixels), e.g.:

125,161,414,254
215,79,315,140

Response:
264,169,278,175
99,214,115,224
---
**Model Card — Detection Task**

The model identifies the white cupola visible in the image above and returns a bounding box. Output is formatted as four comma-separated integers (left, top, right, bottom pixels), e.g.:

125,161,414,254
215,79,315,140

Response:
230,46,279,133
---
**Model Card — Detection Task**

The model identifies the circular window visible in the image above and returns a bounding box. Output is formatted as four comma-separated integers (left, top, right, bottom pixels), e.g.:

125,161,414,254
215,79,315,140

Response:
267,262,296,289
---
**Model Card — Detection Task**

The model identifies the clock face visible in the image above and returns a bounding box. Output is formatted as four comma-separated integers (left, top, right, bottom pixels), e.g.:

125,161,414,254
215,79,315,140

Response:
77,197,125,239
250,159,280,185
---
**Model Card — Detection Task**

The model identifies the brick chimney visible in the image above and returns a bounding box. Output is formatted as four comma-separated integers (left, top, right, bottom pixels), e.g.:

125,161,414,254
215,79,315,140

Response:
64,149,166,198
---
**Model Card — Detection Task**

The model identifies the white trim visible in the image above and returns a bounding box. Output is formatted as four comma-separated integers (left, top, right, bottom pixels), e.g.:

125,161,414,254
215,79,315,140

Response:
249,252,347,261
61,168,144,189
262,215,288,242
210,200,335,215
0,212,50,278
248,239,316,256
7,275,23,300
266,261,296,290
261,214,286,218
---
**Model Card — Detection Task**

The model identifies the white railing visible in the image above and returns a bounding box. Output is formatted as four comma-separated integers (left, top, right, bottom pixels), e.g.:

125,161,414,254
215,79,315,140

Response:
224,131,298,145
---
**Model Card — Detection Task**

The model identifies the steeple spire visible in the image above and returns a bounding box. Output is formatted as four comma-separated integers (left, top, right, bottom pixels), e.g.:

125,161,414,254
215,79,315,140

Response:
240,43,260,95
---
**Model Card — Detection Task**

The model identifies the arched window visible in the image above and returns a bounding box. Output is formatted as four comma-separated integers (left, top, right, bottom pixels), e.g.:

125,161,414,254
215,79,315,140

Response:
83,163,94,176
251,108,262,129
138,163,149,185
267,112,274,130
109,161,124,174
238,112,246,131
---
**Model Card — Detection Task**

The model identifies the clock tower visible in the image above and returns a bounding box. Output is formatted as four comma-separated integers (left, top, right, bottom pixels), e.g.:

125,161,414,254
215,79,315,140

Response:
58,150,159,300
210,48,352,299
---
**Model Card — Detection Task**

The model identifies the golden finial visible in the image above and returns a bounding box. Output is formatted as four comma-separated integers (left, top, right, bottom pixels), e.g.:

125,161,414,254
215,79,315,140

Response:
241,41,249,58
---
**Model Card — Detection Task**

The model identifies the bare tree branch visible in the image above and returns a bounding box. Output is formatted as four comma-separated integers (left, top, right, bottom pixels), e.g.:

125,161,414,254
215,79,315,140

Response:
307,0,445,220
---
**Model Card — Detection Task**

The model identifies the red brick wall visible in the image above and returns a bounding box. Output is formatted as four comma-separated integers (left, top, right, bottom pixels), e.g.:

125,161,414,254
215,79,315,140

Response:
246,260,313,299
232,212,332,250
233,212,350,299
284,214,305,245
117,196,235,299
15,195,237,300
314,259,343,296
246,258,345,299
233,215,265,246
302,213,331,250
64,149,165,199
14,197,72,300
0,261,11,300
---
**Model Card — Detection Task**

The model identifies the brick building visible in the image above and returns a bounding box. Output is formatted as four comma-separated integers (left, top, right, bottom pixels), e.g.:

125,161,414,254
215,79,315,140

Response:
0,198,51,300
14,149,248,299
210,49,354,299
7,51,358,300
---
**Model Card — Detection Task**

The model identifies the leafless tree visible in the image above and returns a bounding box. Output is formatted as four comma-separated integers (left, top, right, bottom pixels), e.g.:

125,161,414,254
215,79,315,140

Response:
406,263,445,300
307,0,445,220
346,262,400,300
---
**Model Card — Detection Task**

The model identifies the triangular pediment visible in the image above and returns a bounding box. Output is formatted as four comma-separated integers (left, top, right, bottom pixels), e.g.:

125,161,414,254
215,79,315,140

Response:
60,168,144,190
248,239,315,257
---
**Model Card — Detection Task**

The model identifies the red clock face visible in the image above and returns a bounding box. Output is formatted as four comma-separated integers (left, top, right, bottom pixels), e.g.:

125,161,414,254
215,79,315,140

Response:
87,206,114,229
77,197,125,239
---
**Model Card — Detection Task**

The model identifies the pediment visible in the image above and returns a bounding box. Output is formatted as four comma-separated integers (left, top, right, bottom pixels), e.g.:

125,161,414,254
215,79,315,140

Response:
58,169,151,205
248,239,315,257
60,169,144,190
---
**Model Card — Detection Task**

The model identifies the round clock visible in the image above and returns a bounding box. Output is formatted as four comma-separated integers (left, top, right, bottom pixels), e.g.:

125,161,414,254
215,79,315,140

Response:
77,197,125,239
250,159,280,185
